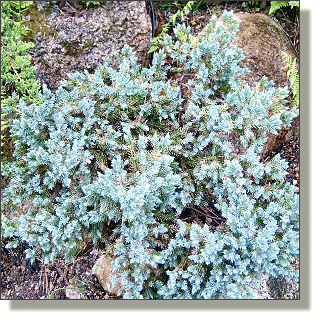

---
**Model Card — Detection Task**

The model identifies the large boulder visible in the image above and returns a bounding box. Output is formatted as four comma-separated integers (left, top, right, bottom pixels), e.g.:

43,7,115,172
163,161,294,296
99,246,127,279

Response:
217,13,299,161
223,13,298,87
23,1,152,90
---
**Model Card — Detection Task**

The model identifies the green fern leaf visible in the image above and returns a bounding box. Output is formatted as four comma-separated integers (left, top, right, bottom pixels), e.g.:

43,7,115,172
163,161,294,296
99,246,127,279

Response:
281,52,299,108
269,1,298,15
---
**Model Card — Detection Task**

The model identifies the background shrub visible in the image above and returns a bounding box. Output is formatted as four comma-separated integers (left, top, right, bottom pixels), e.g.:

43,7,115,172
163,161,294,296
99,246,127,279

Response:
1,1,40,161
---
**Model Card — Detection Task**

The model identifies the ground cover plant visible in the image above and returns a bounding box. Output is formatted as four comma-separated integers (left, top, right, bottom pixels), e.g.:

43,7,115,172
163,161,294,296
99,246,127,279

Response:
1,1,41,160
1,11,299,299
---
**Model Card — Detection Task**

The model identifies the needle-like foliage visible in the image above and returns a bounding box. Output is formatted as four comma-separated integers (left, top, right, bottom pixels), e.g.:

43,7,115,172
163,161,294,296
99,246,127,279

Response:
1,11,299,299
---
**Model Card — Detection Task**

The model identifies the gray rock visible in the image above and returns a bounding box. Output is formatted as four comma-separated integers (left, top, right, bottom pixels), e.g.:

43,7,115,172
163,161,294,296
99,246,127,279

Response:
24,1,152,90
65,286,84,299
267,257,300,299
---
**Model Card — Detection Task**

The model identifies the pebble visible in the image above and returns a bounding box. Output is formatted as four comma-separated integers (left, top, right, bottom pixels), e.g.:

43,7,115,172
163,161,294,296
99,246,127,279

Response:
205,217,212,225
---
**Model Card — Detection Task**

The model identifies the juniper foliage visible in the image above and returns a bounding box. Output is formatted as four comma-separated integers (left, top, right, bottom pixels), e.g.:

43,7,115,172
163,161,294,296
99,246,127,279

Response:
1,11,299,299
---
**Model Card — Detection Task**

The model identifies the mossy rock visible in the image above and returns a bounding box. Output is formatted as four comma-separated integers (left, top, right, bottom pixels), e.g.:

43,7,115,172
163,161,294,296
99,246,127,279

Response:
23,1,152,90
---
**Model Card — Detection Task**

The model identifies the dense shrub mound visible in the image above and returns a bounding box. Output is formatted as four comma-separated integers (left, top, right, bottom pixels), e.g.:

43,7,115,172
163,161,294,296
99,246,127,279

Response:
1,11,299,299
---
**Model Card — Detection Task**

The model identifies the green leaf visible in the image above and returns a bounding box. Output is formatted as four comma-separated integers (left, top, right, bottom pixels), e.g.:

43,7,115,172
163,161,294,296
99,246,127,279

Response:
148,45,159,54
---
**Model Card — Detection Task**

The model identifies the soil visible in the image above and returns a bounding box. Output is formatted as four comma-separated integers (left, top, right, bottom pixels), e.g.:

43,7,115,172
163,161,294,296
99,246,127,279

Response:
1,1,299,300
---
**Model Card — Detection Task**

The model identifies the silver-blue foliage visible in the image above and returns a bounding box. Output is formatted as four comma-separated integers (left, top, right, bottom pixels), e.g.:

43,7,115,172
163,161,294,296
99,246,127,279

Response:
1,11,299,298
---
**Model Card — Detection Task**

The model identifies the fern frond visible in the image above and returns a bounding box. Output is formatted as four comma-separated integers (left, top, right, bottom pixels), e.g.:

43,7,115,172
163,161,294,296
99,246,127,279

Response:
269,1,299,15
289,1,299,9
148,1,195,54
281,51,299,108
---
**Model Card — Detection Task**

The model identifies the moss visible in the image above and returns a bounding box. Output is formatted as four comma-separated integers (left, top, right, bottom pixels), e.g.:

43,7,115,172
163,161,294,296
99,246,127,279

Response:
62,40,95,57
22,2,57,43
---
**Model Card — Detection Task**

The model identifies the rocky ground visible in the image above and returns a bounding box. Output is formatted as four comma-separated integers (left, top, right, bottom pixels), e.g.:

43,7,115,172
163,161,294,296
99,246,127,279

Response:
1,1,299,300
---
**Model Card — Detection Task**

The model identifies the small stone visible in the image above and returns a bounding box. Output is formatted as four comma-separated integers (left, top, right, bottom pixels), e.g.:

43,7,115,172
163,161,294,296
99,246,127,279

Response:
205,217,212,225
93,255,123,296
293,179,297,185
65,287,84,299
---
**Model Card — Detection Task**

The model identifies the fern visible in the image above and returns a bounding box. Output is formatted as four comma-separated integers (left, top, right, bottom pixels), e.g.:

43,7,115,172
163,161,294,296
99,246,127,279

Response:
148,1,195,54
269,1,299,15
281,52,299,108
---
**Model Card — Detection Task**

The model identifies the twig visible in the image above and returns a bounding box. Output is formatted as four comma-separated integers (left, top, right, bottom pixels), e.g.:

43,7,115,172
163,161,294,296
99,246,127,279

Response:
201,205,225,220
45,266,49,296
184,205,225,224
